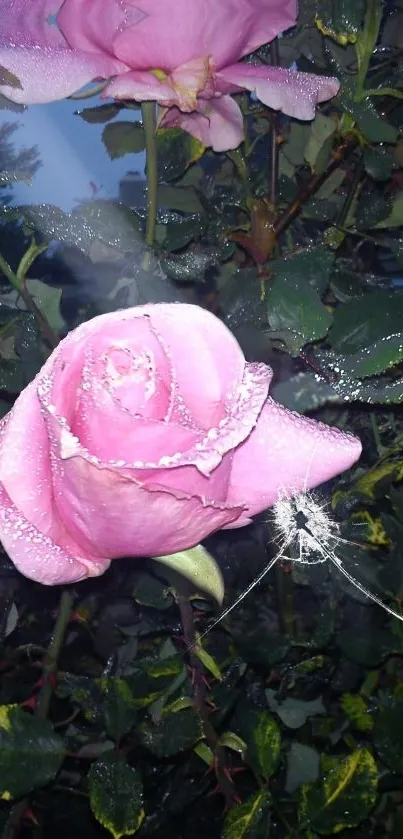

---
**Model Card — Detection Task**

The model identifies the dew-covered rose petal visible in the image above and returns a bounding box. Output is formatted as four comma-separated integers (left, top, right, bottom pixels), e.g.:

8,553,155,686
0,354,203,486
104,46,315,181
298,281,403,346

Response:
159,96,245,152
0,482,110,585
216,65,340,120
35,419,244,557
0,46,126,104
58,0,298,73
226,397,362,523
0,0,65,47
104,70,183,107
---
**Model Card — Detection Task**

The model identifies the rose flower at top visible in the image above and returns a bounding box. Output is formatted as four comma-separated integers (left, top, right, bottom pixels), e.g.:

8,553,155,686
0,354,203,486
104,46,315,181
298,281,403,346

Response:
0,304,361,586
0,0,340,150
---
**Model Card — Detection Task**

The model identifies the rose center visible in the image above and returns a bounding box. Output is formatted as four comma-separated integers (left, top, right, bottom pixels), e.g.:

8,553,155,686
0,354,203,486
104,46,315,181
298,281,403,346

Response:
103,345,156,414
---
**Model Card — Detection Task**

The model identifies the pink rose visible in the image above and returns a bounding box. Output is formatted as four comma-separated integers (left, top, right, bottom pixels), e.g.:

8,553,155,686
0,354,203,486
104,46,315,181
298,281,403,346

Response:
0,304,361,585
0,0,340,150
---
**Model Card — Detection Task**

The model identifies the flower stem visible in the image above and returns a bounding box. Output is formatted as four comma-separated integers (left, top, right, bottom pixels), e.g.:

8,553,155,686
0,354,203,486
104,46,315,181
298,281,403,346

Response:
141,101,158,263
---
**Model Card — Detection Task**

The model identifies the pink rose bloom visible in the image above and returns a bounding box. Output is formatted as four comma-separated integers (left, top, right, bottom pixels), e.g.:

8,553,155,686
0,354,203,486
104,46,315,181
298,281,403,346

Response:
0,0,340,150
0,304,361,586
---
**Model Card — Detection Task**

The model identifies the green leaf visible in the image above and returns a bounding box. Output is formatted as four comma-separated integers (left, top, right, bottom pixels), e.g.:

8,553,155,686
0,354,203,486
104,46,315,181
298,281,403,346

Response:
133,572,173,610
102,122,145,159
265,690,326,729
88,752,144,839
152,545,224,605
76,103,122,124
305,114,337,173
375,192,403,228
373,701,403,773
156,127,205,181
340,693,374,732
156,184,203,214
98,678,137,743
25,279,64,334
222,790,272,839
315,0,364,44
340,89,398,143
139,706,203,758
338,334,403,378
363,147,393,181
286,743,320,794
194,635,222,681
329,291,403,352
266,247,334,349
0,705,64,799
245,711,281,782
299,748,378,834
218,731,247,757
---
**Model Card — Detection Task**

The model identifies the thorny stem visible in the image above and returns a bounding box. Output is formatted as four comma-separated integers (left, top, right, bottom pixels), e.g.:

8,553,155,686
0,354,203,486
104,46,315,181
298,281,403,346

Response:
177,594,236,810
274,134,358,239
2,590,74,839
141,101,158,268
0,251,59,350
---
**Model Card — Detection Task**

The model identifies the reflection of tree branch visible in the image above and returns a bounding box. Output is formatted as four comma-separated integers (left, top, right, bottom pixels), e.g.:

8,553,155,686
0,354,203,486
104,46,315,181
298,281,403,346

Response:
177,595,236,811
274,134,358,239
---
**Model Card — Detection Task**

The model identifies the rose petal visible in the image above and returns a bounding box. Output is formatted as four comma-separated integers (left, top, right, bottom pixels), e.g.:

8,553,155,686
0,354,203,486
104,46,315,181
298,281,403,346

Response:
226,397,362,521
0,0,66,47
159,95,245,152
0,481,110,584
37,422,244,557
104,69,183,106
0,46,126,103
59,0,297,73
217,64,340,120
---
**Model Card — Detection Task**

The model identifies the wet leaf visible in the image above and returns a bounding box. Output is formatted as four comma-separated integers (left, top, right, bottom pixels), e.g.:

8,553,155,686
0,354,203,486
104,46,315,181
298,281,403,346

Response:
373,701,403,773
102,122,145,159
77,103,122,124
315,0,364,44
265,690,326,729
329,290,403,352
0,705,64,799
156,185,203,214
340,693,374,732
152,545,224,605
244,711,281,781
337,334,403,378
305,114,337,173
376,192,403,229
363,147,393,181
286,743,320,794
299,748,378,834
156,127,205,181
222,789,272,839
88,752,144,839
97,678,137,743
139,706,203,758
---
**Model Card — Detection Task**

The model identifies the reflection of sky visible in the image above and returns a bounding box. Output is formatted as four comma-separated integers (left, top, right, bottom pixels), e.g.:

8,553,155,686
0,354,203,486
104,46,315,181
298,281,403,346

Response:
0,96,146,211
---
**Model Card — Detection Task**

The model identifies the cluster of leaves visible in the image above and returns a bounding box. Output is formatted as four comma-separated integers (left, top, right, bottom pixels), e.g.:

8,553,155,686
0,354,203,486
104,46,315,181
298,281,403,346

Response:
1,0,403,837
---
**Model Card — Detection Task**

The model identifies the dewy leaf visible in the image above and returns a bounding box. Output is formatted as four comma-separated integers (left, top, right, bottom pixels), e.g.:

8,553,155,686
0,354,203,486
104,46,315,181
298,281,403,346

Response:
373,701,403,774
102,122,146,159
265,690,326,729
329,290,403,352
245,711,281,782
156,127,205,181
88,752,144,839
0,705,65,799
139,706,203,758
375,192,403,228
286,743,320,794
299,748,378,835
76,103,123,124
315,0,364,44
337,334,403,378
152,545,224,605
305,114,337,173
222,789,272,839
97,678,137,743
25,279,64,334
